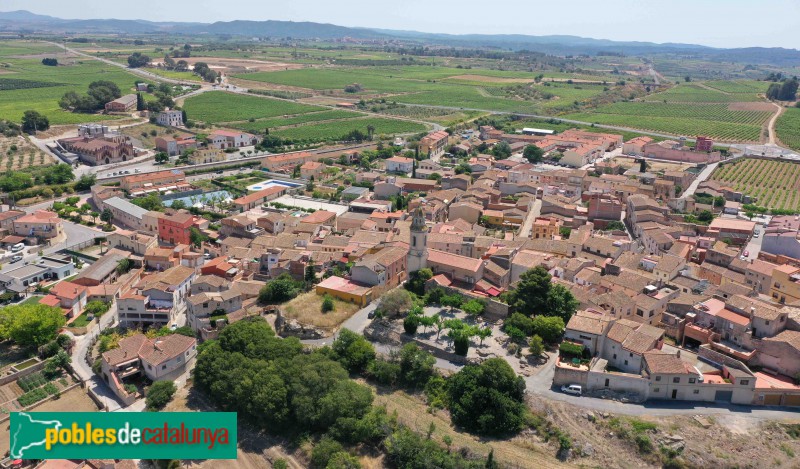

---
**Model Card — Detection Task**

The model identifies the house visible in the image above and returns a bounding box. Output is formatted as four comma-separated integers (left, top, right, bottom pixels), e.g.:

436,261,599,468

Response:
120,170,185,192
0,255,74,294
102,197,148,230
156,110,184,127
300,161,325,180
642,140,721,163
57,135,135,166
770,264,800,304
104,94,137,112
118,265,195,327
188,147,225,165
532,217,563,240
564,310,614,355
187,290,243,339
448,201,483,224
208,130,258,149
219,215,263,239
0,210,25,231
587,193,623,222
316,276,372,306
47,280,88,319
350,246,408,288
72,250,129,287
100,333,196,405
341,186,370,202
13,210,62,240
622,136,654,156
158,212,197,246
419,130,449,158
706,218,755,246
385,156,414,174
233,185,287,212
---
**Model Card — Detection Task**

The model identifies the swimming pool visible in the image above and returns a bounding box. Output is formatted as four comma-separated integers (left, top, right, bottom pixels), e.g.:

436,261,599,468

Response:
164,190,233,208
247,179,302,191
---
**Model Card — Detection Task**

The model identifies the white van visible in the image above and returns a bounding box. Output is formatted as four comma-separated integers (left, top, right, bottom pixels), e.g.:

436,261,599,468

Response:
11,243,24,253
561,384,582,396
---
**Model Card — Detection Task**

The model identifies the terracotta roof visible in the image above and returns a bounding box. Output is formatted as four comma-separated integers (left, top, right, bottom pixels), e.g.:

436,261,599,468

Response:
15,210,60,224
50,281,87,300
121,169,184,186
427,248,483,273
139,334,196,367
621,330,658,354
644,351,696,375
716,308,751,327
234,186,286,206
566,310,612,335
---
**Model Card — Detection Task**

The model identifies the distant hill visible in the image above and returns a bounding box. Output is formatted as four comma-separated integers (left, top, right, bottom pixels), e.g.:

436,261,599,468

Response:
1,10,799,66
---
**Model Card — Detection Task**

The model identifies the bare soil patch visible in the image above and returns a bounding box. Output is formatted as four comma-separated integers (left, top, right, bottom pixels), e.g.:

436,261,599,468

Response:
281,292,361,331
448,74,534,84
728,101,777,112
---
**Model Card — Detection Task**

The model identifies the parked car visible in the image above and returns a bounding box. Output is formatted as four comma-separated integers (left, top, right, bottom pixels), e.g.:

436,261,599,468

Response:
561,384,582,396
203,252,211,259
134,169,140,173
367,310,375,319
170,323,177,331
10,255,22,263
744,250,750,257
11,243,24,253
754,233,759,238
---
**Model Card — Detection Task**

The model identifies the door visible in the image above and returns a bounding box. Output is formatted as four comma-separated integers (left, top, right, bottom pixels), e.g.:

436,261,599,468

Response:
714,390,733,402
671,389,678,399
604,378,610,388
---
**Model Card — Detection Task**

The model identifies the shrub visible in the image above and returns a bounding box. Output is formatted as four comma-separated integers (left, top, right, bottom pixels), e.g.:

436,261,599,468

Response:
321,294,335,313
146,381,177,410
559,341,584,357
403,315,419,335
367,358,401,385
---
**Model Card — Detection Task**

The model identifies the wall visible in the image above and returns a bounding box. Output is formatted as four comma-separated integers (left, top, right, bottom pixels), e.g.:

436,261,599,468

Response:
552,361,589,387
587,369,649,397
0,359,46,386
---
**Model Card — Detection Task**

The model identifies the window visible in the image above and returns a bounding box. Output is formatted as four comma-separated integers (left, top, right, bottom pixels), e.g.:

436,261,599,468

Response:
766,320,770,325
689,378,696,384
624,360,629,366
740,379,749,385
693,389,700,394
147,364,152,370
673,377,680,383
162,364,167,370
653,388,660,392
613,354,617,359
655,375,661,381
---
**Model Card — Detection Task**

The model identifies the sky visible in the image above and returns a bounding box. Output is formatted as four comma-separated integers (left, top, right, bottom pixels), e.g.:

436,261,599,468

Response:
3,0,799,49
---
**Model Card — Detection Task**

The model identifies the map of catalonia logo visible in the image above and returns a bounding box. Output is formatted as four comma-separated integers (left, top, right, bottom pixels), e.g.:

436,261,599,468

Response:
10,412,237,459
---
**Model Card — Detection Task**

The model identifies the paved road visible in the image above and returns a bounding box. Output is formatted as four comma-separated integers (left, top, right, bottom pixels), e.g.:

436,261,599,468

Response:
680,162,719,199
518,198,542,238
0,221,104,273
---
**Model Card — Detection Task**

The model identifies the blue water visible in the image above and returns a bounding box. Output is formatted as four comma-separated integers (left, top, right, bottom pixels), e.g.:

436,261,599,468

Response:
164,190,233,207
247,179,302,191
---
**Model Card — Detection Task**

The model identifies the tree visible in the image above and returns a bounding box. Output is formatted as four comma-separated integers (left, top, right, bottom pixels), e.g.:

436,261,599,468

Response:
697,210,714,223
100,208,113,224
41,58,58,66
523,144,544,163
127,52,151,68
320,294,335,313
544,284,579,323
418,315,437,334
506,266,551,315
305,259,317,287
332,329,375,373
528,334,544,357
258,273,302,304
146,380,177,410
447,358,526,436
153,151,169,164
21,110,49,134
189,227,207,249
531,316,565,344
0,304,66,347
605,220,626,231
441,294,463,311
74,173,96,191
376,289,413,317
403,315,419,335
131,193,164,211
476,327,492,346
492,141,512,159
405,268,432,296
398,343,435,388
116,258,133,275
85,300,110,317
136,92,145,112
462,299,485,317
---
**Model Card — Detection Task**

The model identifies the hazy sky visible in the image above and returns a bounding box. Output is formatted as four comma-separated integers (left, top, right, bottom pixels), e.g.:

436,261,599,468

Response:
4,0,799,49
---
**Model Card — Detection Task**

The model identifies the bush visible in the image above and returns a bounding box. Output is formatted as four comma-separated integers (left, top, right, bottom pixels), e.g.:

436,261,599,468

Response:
367,358,401,386
310,436,343,468
146,380,177,410
332,329,375,373
403,315,419,335
453,335,469,356
635,434,653,453
321,294,335,313
559,341,584,357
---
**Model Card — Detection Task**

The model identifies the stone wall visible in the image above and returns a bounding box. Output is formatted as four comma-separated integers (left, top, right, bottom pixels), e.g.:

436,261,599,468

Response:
0,359,46,386
552,362,588,387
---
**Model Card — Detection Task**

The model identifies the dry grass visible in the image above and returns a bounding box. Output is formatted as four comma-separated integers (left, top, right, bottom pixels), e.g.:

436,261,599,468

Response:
373,387,571,469
0,135,55,171
119,122,190,149
282,292,361,331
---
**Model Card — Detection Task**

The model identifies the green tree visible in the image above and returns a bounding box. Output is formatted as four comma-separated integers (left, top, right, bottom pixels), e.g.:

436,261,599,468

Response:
136,92,145,111
462,299,485,316
131,193,164,211
146,380,177,410
127,52,151,68
258,273,302,304
476,327,492,346
189,227,206,249
545,284,579,323
0,304,66,347
523,144,544,163
305,259,317,287
506,266,551,315
74,173,96,191
697,210,714,223
332,329,375,373
531,316,565,344
154,152,169,164
447,358,526,435
528,334,544,357
100,208,113,224
84,300,110,316
405,268,432,296
376,289,413,317
605,220,626,231
311,437,343,468
321,294,335,313
116,258,132,275
418,315,437,334
441,294,463,310
399,343,435,388
492,141,512,159
21,110,49,134
403,315,419,335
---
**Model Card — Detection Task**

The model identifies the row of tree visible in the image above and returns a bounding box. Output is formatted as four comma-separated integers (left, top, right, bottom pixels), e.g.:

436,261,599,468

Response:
60,80,122,113
766,78,799,101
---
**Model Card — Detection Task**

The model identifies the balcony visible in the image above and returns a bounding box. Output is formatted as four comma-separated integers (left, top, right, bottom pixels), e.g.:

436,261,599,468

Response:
710,340,755,361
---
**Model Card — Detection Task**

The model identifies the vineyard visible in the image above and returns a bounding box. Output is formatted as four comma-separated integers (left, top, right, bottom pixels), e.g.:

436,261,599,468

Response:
710,158,800,211
775,107,800,151
269,117,427,141
643,82,765,103
182,91,323,123
0,136,55,171
564,101,772,142
0,78,64,91
229,109,365,132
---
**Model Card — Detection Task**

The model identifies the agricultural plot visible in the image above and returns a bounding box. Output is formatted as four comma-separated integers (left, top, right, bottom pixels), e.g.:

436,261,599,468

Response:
0,136,55,171
643,83,762,103
229,109,364,132
0,57,143,125
775,107,800,151
269,117,427,141
182,91,323,123
565,101,772,142
710,158,800,211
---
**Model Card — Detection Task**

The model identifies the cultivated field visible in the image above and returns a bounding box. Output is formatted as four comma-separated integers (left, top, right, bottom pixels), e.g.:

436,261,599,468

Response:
776,107,800,151
710,158,800,211
270,117,427,141
229,109,365,132
182,91,323,123
0,135,56,171
566,101,773,142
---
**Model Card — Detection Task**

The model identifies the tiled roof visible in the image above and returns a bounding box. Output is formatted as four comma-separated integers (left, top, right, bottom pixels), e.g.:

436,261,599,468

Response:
566,310,611,335
427,248,483,273
644,351,695,375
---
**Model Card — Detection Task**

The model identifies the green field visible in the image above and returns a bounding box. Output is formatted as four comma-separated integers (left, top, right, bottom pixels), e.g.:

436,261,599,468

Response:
565,101,772,141
182,91,323,123
776,107,800,151
143,67,202,82
270,117,427,141
711,158,800,211
229,109,365,132
0,41,148,125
